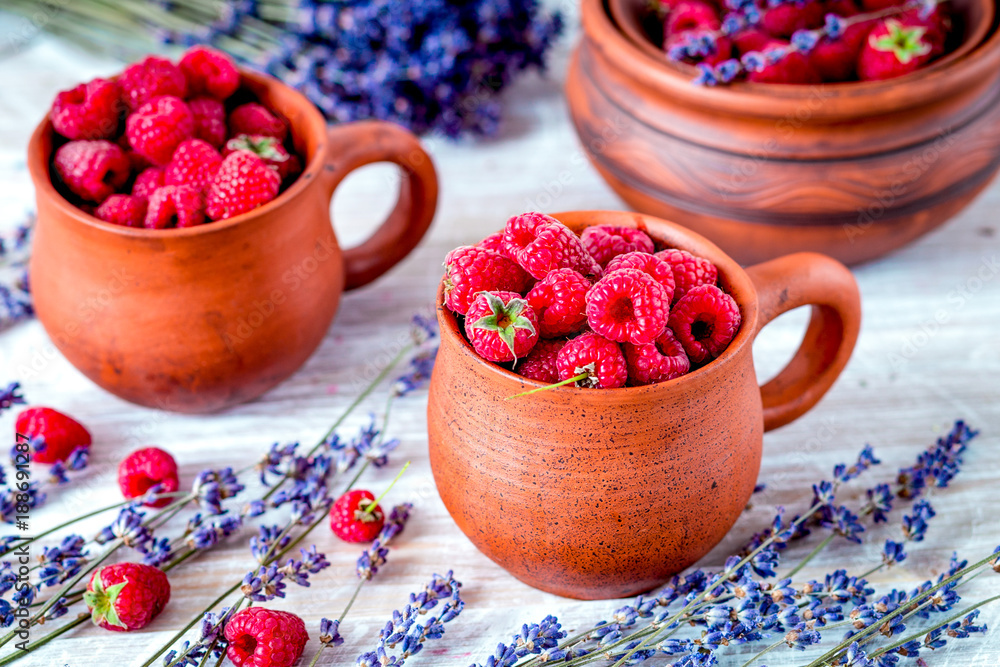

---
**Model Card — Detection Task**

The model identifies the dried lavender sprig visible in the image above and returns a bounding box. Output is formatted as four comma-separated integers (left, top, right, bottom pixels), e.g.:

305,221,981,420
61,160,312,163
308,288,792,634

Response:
0,384,24,415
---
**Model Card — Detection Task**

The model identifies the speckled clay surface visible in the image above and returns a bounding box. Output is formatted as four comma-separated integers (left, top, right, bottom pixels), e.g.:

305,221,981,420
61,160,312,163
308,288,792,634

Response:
428,210,861,600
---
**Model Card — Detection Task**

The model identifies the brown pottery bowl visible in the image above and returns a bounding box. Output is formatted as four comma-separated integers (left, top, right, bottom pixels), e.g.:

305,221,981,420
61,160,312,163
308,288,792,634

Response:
566,0,1000,265
27,70,438,413
427,210,862,600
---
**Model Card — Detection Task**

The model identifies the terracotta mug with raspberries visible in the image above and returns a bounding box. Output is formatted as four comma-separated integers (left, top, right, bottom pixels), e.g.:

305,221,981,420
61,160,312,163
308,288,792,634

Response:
428,210,861,600
27,47,437,413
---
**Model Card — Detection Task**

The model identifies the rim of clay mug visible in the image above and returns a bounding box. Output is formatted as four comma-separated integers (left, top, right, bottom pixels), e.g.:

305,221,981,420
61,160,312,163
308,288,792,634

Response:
26,69,329,239
436,210,763,396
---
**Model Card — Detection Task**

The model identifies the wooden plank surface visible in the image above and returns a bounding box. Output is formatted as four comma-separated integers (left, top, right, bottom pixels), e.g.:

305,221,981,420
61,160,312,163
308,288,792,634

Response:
0,6,998,665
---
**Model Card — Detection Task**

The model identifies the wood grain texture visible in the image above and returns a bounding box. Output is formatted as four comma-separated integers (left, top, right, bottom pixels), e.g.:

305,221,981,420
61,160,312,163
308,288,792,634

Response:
0,6,999,666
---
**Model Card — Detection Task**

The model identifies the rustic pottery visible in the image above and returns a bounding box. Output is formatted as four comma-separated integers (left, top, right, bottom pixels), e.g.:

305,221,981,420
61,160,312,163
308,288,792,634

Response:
27,70,438,413
427,210,862,600
567,0,1000,265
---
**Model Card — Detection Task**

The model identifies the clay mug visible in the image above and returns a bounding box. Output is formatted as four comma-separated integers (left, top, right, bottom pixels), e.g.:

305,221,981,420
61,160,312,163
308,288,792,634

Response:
428,210,861,600
26,70,437,413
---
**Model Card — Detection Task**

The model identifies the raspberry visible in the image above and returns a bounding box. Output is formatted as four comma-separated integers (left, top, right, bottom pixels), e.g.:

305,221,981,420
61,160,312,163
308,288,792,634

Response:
605,252,676,303
858,18,940,82
145,185,206,229
502,212,601,279
15,407,92,464
206,150,281,221
53,140,130,203
655,248,718,303
224,134,301,182
84,562,170,632
132,167,165,200
95,194,147,228
668,284,742,364
126,96,194,166
580,225,655,267
118,447,180,508
624,328,691,385
188,96,227,148
50,78,122,141
224,607,308,667
119,56,187,110
443,245,533,315
760,0,825,38
556,332,627,389
165,139,223,192
329,489,384,543
228,103,288,141
747,40,822,84
585,268,670,346
477,232,506,253
179,46,240,100
465,291,539,363
518,339,565,383
525,268,590,338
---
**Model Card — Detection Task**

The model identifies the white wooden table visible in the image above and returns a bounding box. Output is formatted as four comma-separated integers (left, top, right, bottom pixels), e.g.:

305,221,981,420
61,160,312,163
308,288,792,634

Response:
1,6,999,666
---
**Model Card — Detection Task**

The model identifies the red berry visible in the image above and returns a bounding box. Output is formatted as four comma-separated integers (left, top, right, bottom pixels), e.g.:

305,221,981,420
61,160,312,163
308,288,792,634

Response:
668,284,742,364
330,489,384,543
624,328,691,385
666,30,734,66
118,447,179,508
858,17,945,82
734,28,772,54
586,268,670,346
165,139,223,192
518,339,566,383
826,0,861,15
224,134,301,182
188,96,228,148
444,245,533,315
525,268,590,338
119,56,187,110
655,248,718,303
132,167,165,200
50,78,122,141
748,40,823,84
95,194,147,228
666,0,719,33
465,291,539,363
810,21,874,82
477,232,506,253
53,140,130,204
502,212,601,279
145,185,206,229
761,0,825,38
126,96,194,166
84,562,170,632
15,407,91,465
205,150,281,221
556,332,627,389
179,46,240,100
580,225,655,267
224,607,308,667
228,103,288,141
605,252,676,304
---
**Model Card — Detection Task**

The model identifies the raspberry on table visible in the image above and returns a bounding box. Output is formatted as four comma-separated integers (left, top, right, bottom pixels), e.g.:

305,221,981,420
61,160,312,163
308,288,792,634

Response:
624,328,691,385
655,248,718,304
502,212,602,279
95,194,147,228
668,284,742,364
53,140,130,203
329,489,384,543
477,232,506,254
50,78,122,141
580,225,655,267
465,291,539,363
118,447,180,508
585,268,670,345
131,167,165,200
224,607,308,667
526,268,591,338
228,103,288,141
224,134,301,182
165,139,223,193
119,55,187,110
518,339,565,384
15,407,92,464
188,96,228,148
605,251,676,304
84,562,170,632
126,95,194,166
556,332,627,389
443,245,533,315
179,46,240,100
145,185,206,229
205,150,282,221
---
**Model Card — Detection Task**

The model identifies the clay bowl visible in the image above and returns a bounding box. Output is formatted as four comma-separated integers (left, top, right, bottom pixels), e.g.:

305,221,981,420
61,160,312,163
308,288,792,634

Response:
428,210,862,600
566,0,1000,266
27,70,438,413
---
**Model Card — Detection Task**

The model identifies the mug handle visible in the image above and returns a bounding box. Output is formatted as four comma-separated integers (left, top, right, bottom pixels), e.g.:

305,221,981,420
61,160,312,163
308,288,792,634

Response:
745,253,862,432
322,120,438,290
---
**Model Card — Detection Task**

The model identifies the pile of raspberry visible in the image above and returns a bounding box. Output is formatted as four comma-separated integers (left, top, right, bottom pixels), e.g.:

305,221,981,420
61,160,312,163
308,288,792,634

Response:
443,212,742,389
47,46,302,229
665,0,952,83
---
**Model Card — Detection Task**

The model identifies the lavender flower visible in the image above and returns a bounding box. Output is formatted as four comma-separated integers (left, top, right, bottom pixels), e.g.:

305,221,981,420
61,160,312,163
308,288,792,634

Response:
95,506,151,551
192,467,245,514
278,545,330,587
249,525,292,563
393,347,438,397
37,535,88,588
319,617,344,646
468,612,563,667
240,564,286,602
0,383,24,413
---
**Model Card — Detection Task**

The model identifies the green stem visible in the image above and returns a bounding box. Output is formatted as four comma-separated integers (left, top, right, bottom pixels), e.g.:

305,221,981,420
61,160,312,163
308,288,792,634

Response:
0,614,89,666
141,585,239,667
785,534,835,579
857,562,885,580
507,372,588,399
307,579,367,667
361,462,410,516
867,594,1000,661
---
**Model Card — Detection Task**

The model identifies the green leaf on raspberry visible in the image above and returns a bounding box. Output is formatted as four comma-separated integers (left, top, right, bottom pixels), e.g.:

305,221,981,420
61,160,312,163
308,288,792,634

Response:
471,292,536,360
871,19,932,64
83,570,129,629
225,134,289,162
